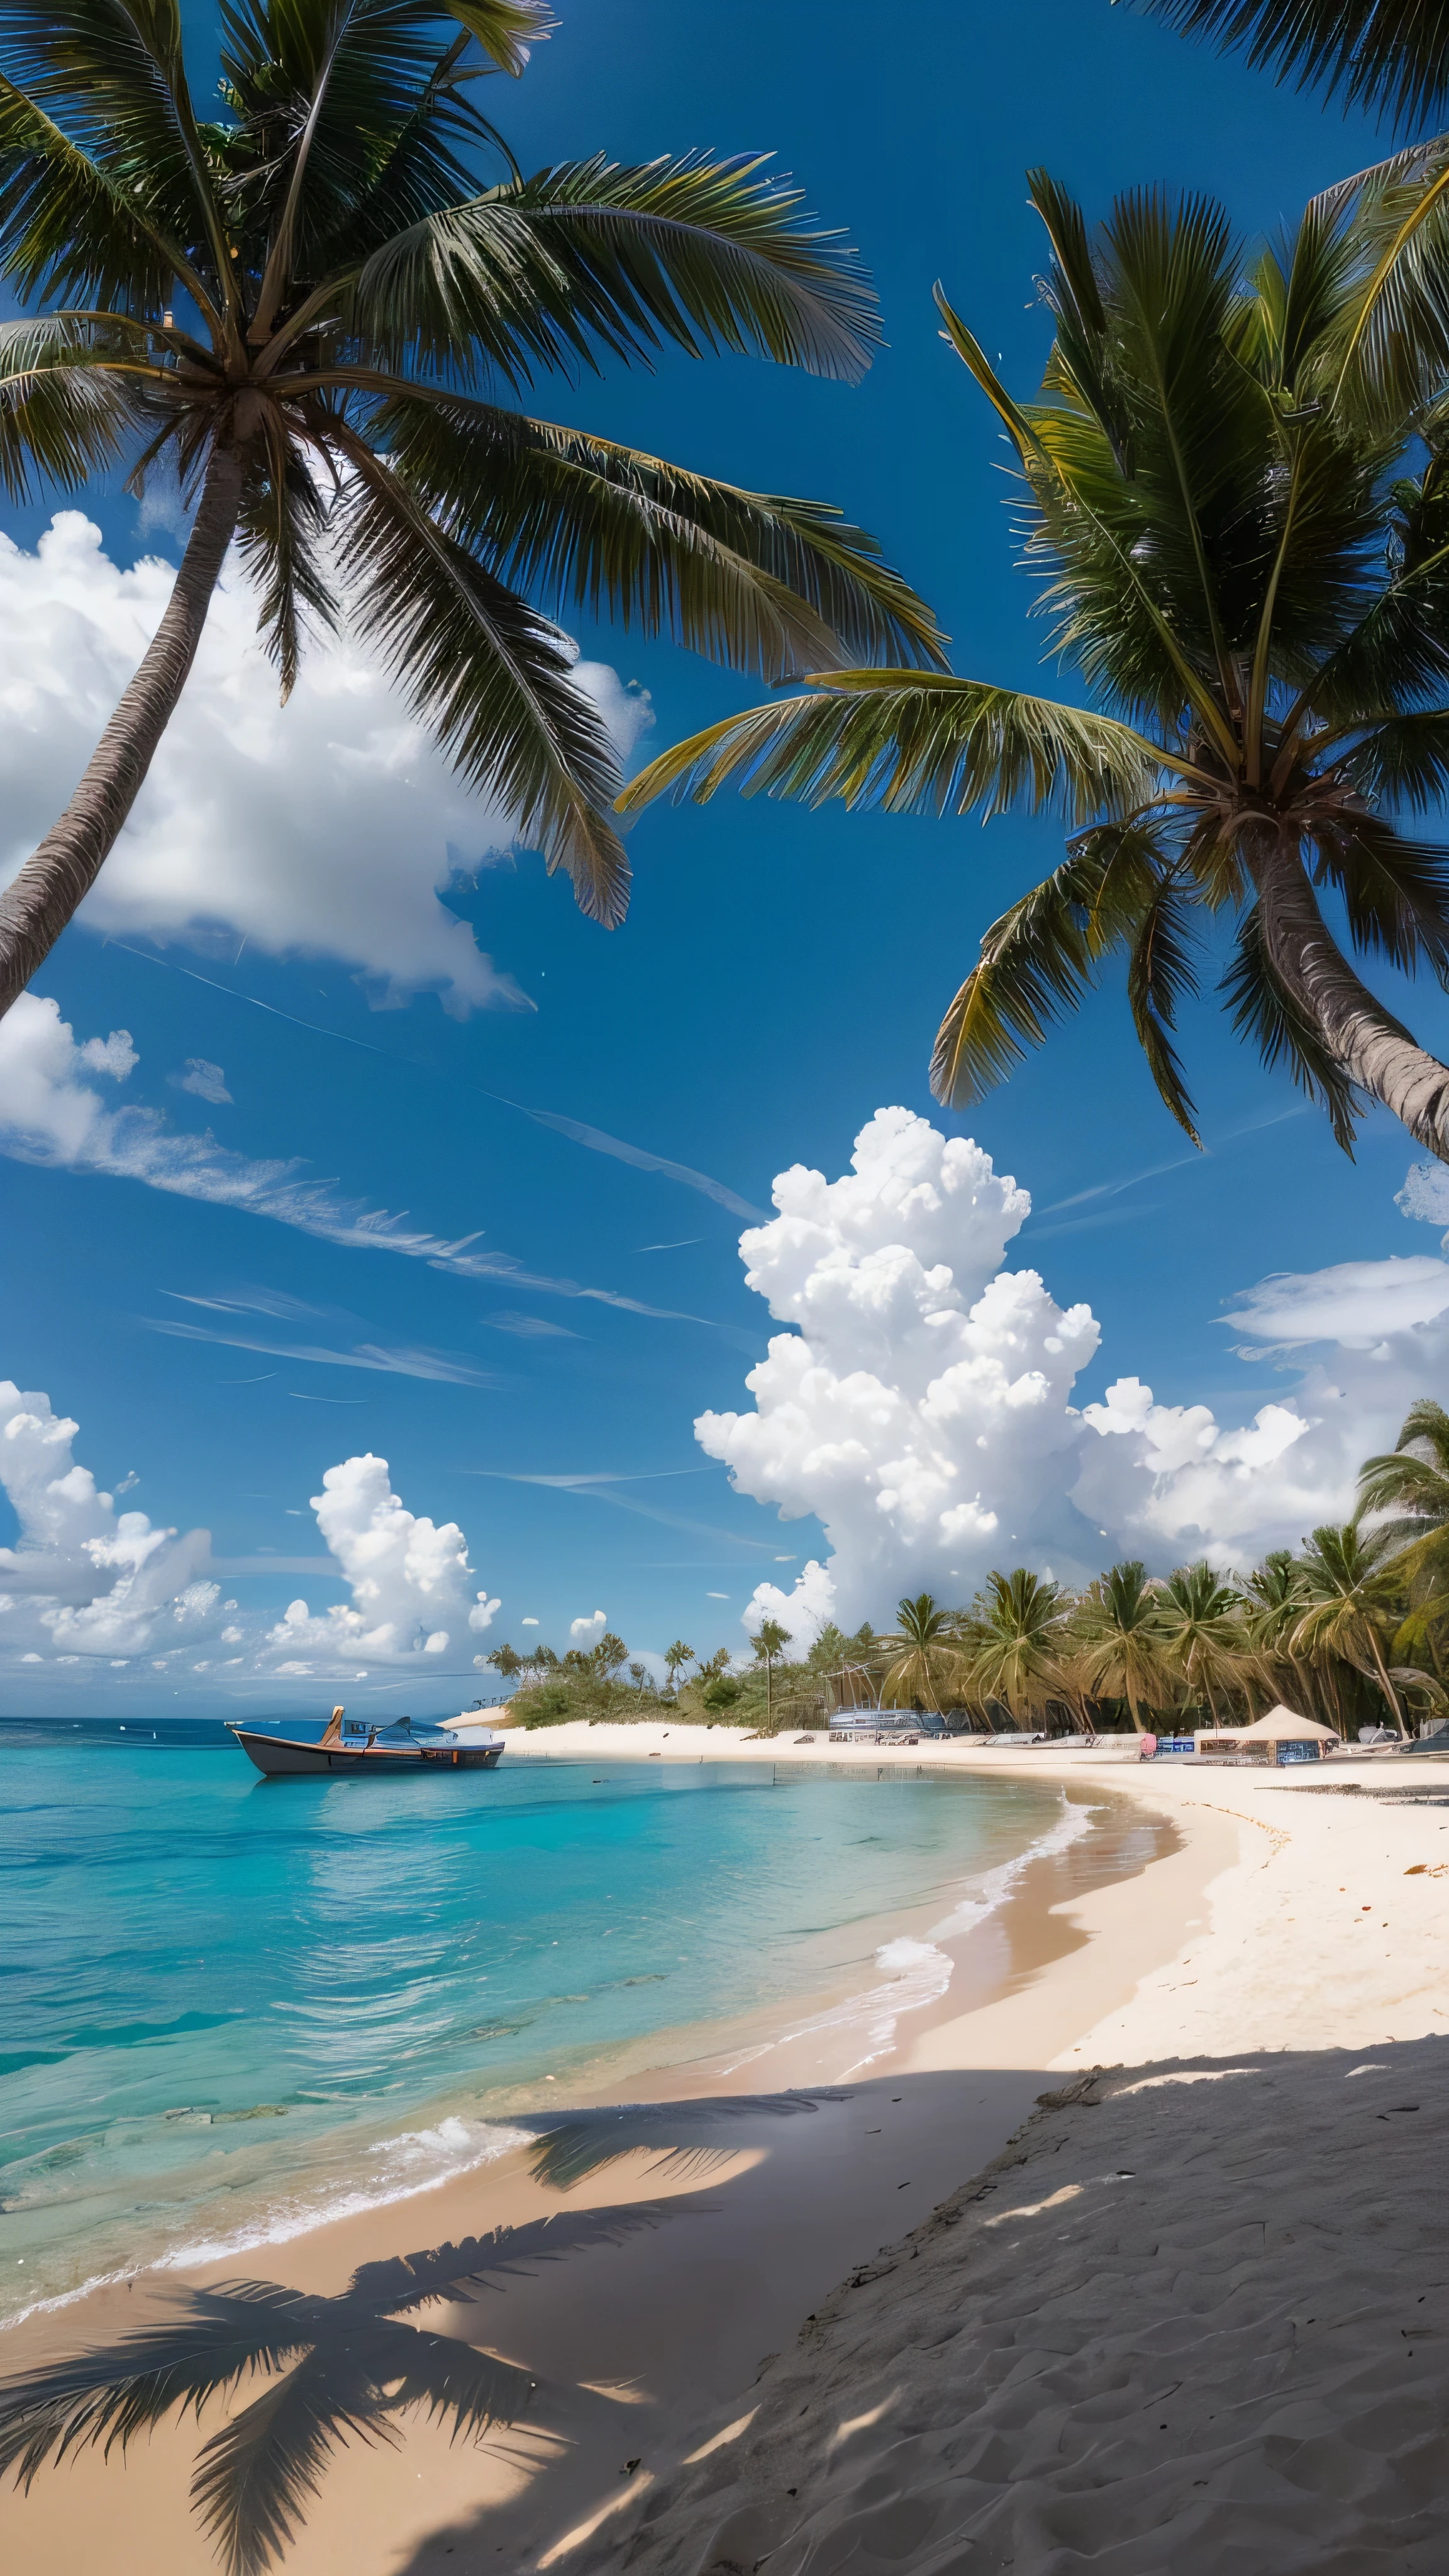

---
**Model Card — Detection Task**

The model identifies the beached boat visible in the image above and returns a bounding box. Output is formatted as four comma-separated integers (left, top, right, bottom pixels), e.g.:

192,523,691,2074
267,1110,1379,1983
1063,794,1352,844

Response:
229,1706,506,1777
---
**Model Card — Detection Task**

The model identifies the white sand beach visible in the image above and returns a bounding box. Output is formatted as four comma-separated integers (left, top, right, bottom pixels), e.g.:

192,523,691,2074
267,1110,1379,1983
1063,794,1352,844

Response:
3,1730,1447,2576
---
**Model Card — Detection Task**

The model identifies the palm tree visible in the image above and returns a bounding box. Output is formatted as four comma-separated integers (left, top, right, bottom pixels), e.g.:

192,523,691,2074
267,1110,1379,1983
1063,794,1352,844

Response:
484,1640,522,1679
1358,1396,1449,1668
748,1614,789,1728
0,0,943,1021
958,1568,1074,1731
663,1638,696,1694
627,1658,648,1692
0,2201,695,2576
621,176,1449,1163
876,1591,969,1713
1070,1560,1170,1734
1156,1562,1247,1726
1241,1547,1322,1718
1292,1519,1412,1734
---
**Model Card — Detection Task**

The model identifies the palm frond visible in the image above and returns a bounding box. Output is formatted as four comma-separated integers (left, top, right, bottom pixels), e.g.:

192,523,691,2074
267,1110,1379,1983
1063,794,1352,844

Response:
1126,869,1202,1140
1328,143,1449,426
1220,901,1363,1150
346,150,879,387
333,435,628,923
518,2091,840,2191
443,1,555,76
0,313,140,500
1131,0,1449,125
232,415,337,699
930,822,1163,1110
384,2325,533,2443
1340,709,1449,812
0,1,232,319
1307,812,1449,980
616,672,1162,826
371,391,944,676
0,69,209,316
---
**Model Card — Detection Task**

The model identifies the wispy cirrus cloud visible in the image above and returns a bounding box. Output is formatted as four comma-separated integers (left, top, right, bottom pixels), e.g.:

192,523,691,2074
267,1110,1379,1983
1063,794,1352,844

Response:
145,1317,502,1386
0,994,753,1343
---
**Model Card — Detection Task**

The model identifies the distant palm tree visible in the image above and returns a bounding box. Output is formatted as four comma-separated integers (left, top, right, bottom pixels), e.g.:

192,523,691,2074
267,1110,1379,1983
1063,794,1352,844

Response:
663,1639,696,1694
621,176,1449,1162
958,1569,1072,1731
1241,1548,1321,1718
877,1591,968,1713
627,1658,648,1692
1070,1560,1170,1735
748,1616,790,1728
0,0,943,1020
484,1640,523,1680
590,1629,629,1682
1292,1521,1413,1735
1358,1396,1449,1670
0,2202,694,2576
1157,1563,1246,1725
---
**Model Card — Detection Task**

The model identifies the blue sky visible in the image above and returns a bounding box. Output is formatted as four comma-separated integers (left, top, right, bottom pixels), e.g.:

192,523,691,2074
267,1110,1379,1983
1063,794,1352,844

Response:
4,1,1448,1711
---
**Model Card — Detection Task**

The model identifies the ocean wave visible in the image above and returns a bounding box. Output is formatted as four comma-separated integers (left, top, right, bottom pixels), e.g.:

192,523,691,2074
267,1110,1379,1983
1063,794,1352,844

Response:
713,1794,1098,2082
6,2118,531,2334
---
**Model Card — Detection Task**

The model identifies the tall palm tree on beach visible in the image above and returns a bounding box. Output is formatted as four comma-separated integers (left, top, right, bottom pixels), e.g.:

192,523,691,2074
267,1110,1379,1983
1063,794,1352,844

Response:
1358,1395,1449,1667
1070,1559,1170,1734
0,0,942,1019
621,175,1449,1162
1292,1519,1414,1734
1241,1546,1322,1716
748,1614,789,1728
958,1568,1073,1731
876,1591,968,1713
1156,1562,1245,1725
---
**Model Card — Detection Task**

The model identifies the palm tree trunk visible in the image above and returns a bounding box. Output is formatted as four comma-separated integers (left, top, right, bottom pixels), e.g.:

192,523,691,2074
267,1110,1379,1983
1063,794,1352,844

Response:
0,445,244,1022
1255,844,1449,1160
1365,1628,1407,1736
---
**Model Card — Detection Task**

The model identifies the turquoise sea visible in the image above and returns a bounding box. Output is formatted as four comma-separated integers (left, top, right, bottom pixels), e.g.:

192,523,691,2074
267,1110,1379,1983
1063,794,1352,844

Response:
1,1719,1077,2326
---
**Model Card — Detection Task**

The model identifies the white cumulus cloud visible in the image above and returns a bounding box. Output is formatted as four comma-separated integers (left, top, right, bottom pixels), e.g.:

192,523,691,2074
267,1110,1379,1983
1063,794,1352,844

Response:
262,1454,499,1670
0,1384,497,1683
0,513,651,1015
702,1107,1449,1645
0,1382,218,1660
569,1609,608,1640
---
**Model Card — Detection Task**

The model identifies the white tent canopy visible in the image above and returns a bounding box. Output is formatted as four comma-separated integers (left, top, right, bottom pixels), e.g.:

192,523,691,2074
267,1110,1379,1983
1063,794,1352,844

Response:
1233,1704,1340,1744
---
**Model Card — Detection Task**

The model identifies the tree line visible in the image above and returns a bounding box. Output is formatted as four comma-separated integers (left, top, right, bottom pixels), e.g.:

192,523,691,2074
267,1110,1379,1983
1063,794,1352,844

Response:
487,1399,1449,1741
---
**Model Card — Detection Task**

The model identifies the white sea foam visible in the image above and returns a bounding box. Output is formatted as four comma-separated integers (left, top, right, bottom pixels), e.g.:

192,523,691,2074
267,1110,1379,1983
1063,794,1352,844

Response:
716,1794,1099,2082
6,2118,531,2332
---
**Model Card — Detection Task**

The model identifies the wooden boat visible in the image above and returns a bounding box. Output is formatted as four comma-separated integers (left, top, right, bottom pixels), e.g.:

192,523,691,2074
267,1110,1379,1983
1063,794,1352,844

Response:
229,1706,505,1777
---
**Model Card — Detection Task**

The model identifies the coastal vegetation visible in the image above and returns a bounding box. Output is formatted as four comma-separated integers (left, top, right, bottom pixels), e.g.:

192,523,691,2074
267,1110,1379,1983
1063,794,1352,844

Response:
489,1401,1449,1741
0,0,941,1021
621,169,1449,1165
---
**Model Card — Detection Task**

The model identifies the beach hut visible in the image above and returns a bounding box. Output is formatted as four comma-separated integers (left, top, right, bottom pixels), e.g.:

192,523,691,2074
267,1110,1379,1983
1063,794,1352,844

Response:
1200,1705,1340,1765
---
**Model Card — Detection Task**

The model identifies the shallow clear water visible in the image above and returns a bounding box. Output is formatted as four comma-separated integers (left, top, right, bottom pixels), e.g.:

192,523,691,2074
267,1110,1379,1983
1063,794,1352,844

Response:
0,1720,1070,2323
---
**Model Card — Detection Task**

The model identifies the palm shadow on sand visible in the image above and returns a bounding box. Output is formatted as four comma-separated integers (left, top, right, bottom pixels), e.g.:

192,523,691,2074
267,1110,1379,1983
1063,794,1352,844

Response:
0,2092,845,2576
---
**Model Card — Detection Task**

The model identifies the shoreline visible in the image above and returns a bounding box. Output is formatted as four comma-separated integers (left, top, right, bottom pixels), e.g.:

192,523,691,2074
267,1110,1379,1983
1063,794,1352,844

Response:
4,1737,1445,2573
1,1753,1097,2336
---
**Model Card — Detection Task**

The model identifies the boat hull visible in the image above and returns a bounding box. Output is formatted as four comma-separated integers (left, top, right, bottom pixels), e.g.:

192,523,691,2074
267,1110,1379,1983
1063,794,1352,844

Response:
232,1729,503,1777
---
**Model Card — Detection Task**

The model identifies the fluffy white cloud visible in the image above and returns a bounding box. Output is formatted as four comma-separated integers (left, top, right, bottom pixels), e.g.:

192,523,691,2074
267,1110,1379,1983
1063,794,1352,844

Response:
0,511,651,1014
0,1382,218,1660
707,1108,1449,1645
0,1384,497,1682
569,1608,608,1640
263,1454,499,1669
